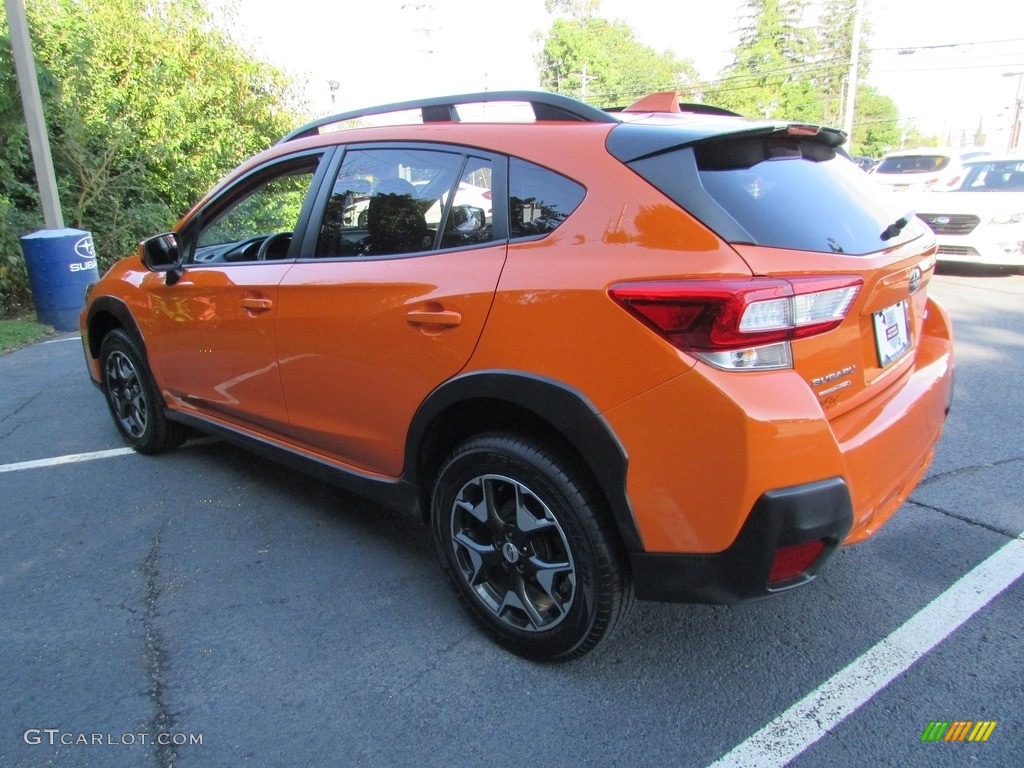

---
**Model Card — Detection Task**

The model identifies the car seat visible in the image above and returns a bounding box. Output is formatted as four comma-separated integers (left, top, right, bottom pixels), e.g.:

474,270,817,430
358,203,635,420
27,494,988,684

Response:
366,177,431,255
316,178,374,257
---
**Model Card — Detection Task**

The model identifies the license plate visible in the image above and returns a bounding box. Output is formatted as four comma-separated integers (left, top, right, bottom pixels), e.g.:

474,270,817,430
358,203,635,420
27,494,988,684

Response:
874,301,911,367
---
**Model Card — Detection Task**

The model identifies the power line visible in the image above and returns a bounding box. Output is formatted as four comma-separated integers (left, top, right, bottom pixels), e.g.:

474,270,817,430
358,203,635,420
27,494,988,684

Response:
872,37,1024,52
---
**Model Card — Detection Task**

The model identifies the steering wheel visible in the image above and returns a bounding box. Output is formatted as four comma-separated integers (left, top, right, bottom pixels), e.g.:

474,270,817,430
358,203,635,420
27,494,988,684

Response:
257,232,293,261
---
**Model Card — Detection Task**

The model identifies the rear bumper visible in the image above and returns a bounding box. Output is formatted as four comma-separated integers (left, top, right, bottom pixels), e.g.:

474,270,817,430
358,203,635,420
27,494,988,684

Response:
630,477,853,603
837,296,954,542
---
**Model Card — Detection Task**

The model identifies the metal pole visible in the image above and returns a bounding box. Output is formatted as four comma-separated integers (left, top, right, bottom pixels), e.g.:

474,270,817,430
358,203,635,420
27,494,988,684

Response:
1004,72,1023,151
5,0,65,229
842,0,865,148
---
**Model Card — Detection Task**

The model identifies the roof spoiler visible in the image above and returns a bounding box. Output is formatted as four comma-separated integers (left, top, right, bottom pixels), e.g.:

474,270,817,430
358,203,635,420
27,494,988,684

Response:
606,91,742,117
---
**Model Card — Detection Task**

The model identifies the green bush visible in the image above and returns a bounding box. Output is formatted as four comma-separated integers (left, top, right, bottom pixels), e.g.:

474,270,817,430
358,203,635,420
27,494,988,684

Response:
0,0,303,316
0,196,41,316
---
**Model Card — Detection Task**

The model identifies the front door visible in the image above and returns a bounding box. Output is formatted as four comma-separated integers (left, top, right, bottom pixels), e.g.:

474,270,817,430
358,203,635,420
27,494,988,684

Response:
145,152,327,434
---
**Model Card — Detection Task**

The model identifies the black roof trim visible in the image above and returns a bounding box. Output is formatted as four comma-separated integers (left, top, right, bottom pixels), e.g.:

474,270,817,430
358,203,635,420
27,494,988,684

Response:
279,90,619,144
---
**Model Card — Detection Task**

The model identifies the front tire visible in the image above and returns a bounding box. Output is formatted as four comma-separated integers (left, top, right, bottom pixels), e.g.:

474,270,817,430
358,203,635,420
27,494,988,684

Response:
99,329,185,454
431,434,633,661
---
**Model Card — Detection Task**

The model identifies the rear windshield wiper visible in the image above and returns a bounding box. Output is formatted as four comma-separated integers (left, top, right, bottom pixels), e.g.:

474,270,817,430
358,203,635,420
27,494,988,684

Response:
881,213,914,241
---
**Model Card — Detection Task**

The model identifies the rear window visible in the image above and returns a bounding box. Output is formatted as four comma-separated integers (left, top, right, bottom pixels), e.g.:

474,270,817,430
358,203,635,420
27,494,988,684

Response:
691,136,923,254
876,155,951,175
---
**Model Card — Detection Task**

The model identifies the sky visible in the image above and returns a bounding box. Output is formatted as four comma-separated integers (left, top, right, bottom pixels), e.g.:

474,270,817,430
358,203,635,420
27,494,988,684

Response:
210,0,1024,150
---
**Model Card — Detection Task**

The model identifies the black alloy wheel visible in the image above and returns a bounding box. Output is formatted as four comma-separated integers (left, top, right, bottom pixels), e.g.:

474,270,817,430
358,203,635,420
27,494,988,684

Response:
99,329,185,454
431,433,633,661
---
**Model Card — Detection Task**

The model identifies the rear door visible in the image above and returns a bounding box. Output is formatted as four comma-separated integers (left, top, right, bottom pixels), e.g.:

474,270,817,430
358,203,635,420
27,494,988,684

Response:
275,145,506,476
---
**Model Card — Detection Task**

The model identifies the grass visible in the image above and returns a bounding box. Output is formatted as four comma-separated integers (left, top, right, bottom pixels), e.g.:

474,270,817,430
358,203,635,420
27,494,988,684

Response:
0,315,56,354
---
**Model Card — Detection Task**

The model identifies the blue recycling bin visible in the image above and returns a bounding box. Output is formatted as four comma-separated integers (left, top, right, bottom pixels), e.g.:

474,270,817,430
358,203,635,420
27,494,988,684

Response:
20,228,99,332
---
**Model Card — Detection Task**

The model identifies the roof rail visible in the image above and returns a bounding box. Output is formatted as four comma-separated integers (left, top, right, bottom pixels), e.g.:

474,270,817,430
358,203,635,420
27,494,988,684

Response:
278,90,619,144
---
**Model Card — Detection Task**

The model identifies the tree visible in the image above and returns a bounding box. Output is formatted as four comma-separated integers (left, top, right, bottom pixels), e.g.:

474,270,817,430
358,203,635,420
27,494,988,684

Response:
0,0,302,315
537,1,697,107
849,85,901,157
711,0,819,120
816,0,872,128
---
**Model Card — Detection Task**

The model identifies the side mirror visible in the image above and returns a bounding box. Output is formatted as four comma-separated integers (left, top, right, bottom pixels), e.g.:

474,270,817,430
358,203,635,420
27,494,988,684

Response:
140,233,179,270
139,233,183,285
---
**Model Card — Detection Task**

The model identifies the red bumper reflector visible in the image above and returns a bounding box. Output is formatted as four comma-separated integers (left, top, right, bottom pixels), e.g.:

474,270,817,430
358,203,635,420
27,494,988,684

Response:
769,539,826,583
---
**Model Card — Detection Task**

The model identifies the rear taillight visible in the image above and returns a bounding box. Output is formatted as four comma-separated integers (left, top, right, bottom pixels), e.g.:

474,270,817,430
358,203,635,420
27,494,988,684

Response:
609,276,861,370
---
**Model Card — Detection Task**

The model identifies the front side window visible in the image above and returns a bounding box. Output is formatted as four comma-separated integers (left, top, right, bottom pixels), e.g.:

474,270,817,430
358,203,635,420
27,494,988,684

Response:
315,147,494,258
190,155,321,264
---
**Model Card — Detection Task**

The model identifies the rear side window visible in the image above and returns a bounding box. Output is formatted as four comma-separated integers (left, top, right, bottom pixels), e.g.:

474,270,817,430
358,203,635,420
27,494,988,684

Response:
315,147,494,258
680,136,924,255
508,159,585,239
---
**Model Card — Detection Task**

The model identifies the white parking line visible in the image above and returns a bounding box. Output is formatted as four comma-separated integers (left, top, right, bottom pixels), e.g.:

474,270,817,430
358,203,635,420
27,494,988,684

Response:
709,535,1024,768
0,447,138,473
39,335,81,344
0,438,215,474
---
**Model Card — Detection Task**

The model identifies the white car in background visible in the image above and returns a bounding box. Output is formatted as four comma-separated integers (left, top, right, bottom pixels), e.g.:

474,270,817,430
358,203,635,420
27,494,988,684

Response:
913,155,1024,269
871,147,991,193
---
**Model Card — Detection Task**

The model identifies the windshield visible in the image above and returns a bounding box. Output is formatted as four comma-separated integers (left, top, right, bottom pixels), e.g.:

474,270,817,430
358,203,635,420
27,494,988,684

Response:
954,160,1024,191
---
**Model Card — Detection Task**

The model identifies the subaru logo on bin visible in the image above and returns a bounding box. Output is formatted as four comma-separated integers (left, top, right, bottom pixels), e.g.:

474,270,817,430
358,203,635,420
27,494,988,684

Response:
74,235,96,260
19,228,100,332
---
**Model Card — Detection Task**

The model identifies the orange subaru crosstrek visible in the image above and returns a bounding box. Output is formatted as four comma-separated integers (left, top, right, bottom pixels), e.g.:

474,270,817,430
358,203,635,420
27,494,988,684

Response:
81,90,954,660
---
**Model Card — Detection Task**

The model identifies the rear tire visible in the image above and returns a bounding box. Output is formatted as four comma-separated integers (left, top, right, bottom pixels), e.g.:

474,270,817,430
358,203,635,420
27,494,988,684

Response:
99,329,185,454
431,433,633,661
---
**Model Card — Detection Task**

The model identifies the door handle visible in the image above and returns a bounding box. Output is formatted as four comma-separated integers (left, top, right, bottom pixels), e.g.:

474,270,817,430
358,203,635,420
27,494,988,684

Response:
406,310,462,327
241,298,273,313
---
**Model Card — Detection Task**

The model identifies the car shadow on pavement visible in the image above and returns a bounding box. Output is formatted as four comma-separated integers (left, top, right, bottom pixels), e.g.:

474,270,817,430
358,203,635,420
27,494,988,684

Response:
935,262,1021,278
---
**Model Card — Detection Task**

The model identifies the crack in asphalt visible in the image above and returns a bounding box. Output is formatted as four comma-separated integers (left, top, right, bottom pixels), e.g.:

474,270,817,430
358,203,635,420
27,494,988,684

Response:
143,529,177,768
917,455,1024,487
387,636,467,698
908,499,1023,541
0,389,44,430
909,457,1024,540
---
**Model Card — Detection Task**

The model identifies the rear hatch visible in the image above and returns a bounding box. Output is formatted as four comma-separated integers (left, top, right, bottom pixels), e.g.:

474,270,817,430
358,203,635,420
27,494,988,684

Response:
608,121,937,416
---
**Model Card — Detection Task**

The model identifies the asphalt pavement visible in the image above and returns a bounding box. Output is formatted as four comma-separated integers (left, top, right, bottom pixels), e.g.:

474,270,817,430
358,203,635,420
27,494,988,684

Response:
1,269,1021,768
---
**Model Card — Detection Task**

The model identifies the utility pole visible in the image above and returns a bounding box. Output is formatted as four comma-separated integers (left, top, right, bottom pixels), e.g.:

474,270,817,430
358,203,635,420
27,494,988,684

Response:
574,62,597,101
842,0,865,149
1003,71,1023,150
5,0,64,229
